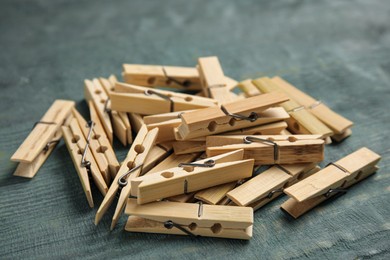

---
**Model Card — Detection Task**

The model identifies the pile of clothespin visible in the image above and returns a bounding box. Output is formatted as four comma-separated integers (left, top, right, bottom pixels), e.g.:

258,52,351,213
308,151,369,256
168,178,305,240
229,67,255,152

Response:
10,56,381,240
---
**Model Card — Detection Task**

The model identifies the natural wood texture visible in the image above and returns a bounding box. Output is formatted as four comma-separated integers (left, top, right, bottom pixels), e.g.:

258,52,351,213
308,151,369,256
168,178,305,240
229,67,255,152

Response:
11,100,75,163
238,79,261,97
226,121,288,135
142,143,173,174
99,75,132,146
176,92,289,140
252,77,333,138
72,107,119,183
62,118,108,208
125,199,253,239
145,152,200,203
146,153,201,175
272,76,353,138
146,119,181,143
195,182,237,205
227,163,317,207
111,82,217,114
198,56,235,104
13,128,62,178
131,150,249,203
132,158,253,204
171,121,288,155
143,111,192,124
172,140,206,155
122,64,202,91
282,147,381,218
128,113,145,132
84,79,113,143
94,125,158,230
250,165,321,211
206,135,324,164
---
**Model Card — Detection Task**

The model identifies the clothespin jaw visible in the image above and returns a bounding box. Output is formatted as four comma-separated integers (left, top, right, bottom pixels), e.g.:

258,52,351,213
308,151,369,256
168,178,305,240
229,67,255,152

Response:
62,118,108,208
125,199,253,239
206,135,325,165
281,147,381,218
99,75,133,146
94,125,159,230
122,64,203,91
11,100,75,178
175,92,290,140
130,150,254,204
110,82,217,115
84,78,113,143
252,77,334,139
271,76,353,141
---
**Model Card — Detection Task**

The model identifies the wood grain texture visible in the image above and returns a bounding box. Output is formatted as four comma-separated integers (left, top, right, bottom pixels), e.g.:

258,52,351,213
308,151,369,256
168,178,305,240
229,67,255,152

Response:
1,0,389,259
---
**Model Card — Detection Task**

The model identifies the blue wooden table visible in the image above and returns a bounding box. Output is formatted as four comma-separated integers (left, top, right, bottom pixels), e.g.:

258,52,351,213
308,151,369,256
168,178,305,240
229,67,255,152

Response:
1,0,389,259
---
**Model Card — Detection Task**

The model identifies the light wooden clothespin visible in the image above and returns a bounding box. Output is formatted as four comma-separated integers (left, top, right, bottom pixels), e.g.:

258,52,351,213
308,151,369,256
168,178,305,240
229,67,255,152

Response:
271,76,354,141
130,150,254,204
194,182,238,205
198,56,237,104
172,121,288,155
95,125,158,230
145,152,201,203
110,82,217,115
281,147,381,218
84,78,113,143
11,100,75,178
122,64,203,91
226,163,320,210
174,92,289,140
252,77,333,140
125,199,254,239
206,135,324,164
72,106,119,184
99,75,133,146
62,117,108,208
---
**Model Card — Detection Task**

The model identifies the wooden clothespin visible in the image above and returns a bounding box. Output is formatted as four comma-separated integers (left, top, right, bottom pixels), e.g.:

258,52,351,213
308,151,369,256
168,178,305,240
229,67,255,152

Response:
95,125,158,230
238,79,261,97
125,199,254,239
72,106,119,184
174,92,289,140
122,64,203,91
172,121,288,155
281,147,381,218
99,75,133,146
206,135,324,164
198,56,237,104
252,77,333,140
130,150,254,204
226,163,320,210
11,100,75,178
271,76,354,141
84,78,113,143
62,117,108,208
145,152,201,203
110,82,217,115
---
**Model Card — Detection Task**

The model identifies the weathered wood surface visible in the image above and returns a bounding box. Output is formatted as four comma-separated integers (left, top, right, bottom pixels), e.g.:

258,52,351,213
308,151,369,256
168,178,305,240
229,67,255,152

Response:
0,0,389,259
